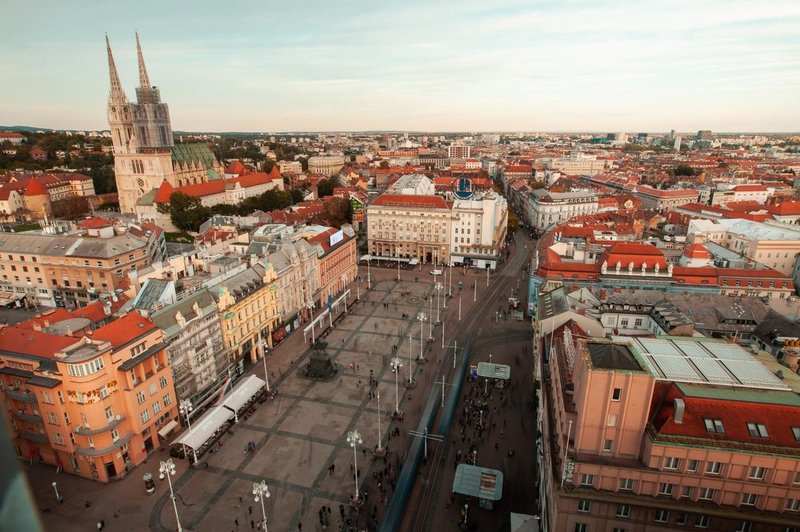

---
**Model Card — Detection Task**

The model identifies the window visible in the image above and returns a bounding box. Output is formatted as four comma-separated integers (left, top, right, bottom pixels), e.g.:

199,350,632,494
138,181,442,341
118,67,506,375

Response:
748,466,766,480
105,407,113,421
57,390,64,404
607,413,617,427
655,509,670,523
658,483,674,496
612,529,626,532
687,459,698,472
136,391,146,405
580,473,594,487
664,457,680,470
46,412,59,425
111,429,119,442
794,472,800,485
63,412,70,425
695,515,710,528
705,461,722,475
160,376,168,388
141,409,151,423
40,391,53,404
612,388,621,401
677,513,688,525
153,401,161,414
53,432,64,445
617,504,630,518
149,383,157,396
704,418,724,433
634,318,643,327
787,499,800,511
741,493,758,507
574,525,587,532
603,439,613,452
577,499,591,513
81,413,89,426
792,427,800,441
746,422,768,438
87,435,94,448
163,394,172,407
699,487,716,501
619,478,634,491
737,522,753,532
680,486,692,499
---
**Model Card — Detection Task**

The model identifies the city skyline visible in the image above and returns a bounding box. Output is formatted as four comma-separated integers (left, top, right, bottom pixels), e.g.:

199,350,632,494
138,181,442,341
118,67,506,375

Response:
2,0,799,132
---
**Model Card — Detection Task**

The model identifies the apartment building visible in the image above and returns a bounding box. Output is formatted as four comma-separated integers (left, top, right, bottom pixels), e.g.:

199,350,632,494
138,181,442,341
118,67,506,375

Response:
447,144,471,159
150,289,229,407
262,239,320,329
450,193,508,269
528,189,599,234
306,227,358,306
534,316,800,532
277,160,303,174
633,186,699,211
367,194,453,265
542,152,608,176
688,218,800,277
213,262,281,375
0,225,164,309
0,312,178,483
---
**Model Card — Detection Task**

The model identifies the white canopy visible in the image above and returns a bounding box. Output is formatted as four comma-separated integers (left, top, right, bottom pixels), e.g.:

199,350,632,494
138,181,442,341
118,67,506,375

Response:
221,375,266,414
172,406,234,451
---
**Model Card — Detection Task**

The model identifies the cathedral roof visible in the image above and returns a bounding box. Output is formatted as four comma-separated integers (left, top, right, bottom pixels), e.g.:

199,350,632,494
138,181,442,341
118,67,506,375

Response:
269,166,282,179
172,143,217,168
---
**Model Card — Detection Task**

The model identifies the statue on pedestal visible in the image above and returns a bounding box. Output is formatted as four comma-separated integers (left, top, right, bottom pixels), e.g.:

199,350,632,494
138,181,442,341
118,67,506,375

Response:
304,339,337,380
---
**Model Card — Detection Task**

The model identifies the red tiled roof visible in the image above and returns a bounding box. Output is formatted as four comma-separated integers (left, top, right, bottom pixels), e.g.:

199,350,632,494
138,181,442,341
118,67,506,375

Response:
0,326,77,359
24,179,48,196
78,217,116,229
682,243,710,259
91,312,157,348
651,383,800,447
504,165,532,173
16,309,74,331
370,194,449,209
173,172,275,198
635,186,698,198
599,242,668,269
224,160,247,175
269,166,282,179
154,180,175,203
0,132,24,139
734,184,768,192
768,201,800,216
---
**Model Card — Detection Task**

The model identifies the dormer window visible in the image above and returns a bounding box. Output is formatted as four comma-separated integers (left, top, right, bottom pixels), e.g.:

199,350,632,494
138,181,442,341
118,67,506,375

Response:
746,422,768,438
704,418,724,433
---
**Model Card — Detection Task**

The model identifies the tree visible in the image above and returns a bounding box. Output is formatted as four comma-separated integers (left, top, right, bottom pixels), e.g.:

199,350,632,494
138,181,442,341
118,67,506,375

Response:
158,192,209,232
317,178,334,198
324,197,352,227
51,197,90,219
672,164,695,177
290,188,305,204
379,160,389,169
507,211,521,235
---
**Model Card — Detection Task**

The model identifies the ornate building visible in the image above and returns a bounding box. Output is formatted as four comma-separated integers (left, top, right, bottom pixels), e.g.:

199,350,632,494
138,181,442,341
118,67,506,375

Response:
105,33,223,213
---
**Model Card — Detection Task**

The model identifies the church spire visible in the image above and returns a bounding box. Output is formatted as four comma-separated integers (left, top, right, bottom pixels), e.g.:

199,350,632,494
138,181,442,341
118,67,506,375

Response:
135,31,151,88
105,34,127,102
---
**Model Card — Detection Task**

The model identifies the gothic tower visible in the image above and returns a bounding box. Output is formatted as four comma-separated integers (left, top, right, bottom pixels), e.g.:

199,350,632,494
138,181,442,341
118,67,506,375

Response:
106,33,223,215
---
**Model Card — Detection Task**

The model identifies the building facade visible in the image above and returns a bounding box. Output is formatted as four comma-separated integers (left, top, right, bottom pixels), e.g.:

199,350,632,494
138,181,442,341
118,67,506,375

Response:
150,289,230,407
0,313,178,483
307,227,358,306
450,194,508,269
633,186,699,211
529,189,599,235
307,156,345,177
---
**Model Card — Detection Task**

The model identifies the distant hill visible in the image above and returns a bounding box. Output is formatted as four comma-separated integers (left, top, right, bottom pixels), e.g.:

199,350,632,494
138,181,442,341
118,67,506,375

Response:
0,125,55,133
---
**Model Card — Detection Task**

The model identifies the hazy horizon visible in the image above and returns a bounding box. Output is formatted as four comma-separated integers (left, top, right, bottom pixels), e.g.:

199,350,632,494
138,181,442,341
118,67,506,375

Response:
2,0,799,132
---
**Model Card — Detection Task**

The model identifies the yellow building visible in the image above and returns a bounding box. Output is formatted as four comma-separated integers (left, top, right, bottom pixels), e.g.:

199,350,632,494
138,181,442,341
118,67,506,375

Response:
213,262,281,375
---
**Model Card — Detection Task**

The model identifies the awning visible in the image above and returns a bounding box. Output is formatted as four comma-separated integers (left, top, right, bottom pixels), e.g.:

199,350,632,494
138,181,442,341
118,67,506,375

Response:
452,464,504,501
477,362,511,380
221,375,266,414
172,406,234,451
157,419,179,439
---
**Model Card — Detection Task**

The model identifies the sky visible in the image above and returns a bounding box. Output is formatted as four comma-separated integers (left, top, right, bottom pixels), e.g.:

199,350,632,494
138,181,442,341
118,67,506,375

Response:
1,0,799,133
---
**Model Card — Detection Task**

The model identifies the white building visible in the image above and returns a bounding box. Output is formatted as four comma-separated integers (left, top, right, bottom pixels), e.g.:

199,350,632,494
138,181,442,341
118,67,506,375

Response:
278,160,303,174
308,155,345,177
386,174,435,196
528,189,599,234
447,144,471,158
450,193,508,269
541,152,608,175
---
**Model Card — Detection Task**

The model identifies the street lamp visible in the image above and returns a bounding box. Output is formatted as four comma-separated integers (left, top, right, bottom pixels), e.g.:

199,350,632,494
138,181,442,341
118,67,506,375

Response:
417,313,427,361
52,481,61,503
159,458,183,532
391,357,402,416
307,301,316,344
367,257,371,289
374,390,384,454
347,429,363,503
252,480,270,532
435,282,443,323
260,339,271,393
179,399,198,464
407,333,414,385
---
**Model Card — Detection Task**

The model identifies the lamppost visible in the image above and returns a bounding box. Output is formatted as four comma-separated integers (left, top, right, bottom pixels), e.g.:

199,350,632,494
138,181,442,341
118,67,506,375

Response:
396,257,400,281
428,295,434,339
179,399,198,464
407,333,415,386
52,481,61,503
417,313,427,361
307,301,316,343
252,480,270,532
374,390,385,456
473,280,477,302
347,430,363,503
458,294,462,321
260,339,271,393
367,257,371,289
391,357,402,417
435,282,443,323
486,266,490,286
159,459,183,532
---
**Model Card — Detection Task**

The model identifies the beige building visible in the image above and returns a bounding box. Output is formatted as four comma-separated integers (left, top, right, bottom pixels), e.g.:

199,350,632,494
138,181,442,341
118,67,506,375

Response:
542,152,608,175
262,240,320,329
367,194,453,265
0,226,164,309
633,185,699,211
213,262,281,375
688,218,800,276
277,160,303,174
307,156,345,177
450,193,508,269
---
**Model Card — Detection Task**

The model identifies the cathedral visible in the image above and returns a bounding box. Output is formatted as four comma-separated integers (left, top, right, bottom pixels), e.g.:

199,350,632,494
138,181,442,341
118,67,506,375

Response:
105,33,223,213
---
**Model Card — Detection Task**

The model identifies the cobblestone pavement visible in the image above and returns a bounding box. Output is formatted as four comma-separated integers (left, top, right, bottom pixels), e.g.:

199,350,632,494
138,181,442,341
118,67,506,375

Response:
26,248,512,532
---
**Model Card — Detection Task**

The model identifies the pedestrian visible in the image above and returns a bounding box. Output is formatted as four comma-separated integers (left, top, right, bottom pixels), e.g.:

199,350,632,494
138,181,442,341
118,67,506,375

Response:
298,523,302,531
251,520,255,529
97,520,105,530
248,505,253,515
235,517,239,527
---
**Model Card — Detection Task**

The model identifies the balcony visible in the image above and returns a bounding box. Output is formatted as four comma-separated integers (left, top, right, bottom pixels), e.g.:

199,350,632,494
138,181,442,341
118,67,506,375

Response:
75,432,133,457
75,414,125,436
13,411,43,424
6,388,37,403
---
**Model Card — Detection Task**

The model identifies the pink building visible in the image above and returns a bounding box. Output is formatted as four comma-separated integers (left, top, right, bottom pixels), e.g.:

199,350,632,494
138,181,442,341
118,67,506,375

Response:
536,313,800,532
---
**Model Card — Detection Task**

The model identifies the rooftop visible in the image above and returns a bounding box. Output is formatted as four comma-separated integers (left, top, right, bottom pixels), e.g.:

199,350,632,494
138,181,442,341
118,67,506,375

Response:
586,341,644,371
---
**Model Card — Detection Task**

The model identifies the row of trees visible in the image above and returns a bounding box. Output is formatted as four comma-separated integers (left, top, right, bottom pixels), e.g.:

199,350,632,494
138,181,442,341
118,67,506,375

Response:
159,185,352,232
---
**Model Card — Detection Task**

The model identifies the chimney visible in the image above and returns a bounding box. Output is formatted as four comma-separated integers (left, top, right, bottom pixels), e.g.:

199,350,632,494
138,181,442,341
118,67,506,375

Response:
674,398,685,424
599,288,607,301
